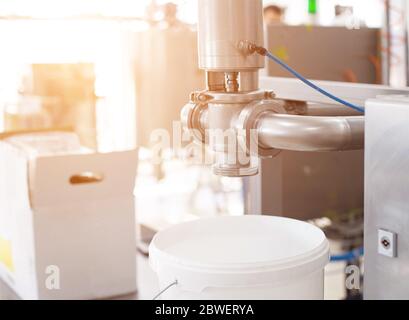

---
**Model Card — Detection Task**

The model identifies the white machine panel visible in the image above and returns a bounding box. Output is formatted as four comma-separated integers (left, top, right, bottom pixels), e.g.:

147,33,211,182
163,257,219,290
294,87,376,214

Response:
364,95,409,299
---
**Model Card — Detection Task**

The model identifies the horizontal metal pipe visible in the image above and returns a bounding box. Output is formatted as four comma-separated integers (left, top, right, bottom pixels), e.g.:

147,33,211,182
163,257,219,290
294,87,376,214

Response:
304,103,362,116
199,100,360,131
257,113,364,152
277,99,362,116
260,76,409,107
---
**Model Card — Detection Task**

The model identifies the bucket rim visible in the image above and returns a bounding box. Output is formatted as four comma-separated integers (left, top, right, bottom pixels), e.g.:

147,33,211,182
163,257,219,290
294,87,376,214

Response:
149,215,330,274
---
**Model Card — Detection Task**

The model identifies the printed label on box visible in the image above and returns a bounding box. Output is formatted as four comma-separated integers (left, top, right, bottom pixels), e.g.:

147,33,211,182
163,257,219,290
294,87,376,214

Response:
0,236,14,273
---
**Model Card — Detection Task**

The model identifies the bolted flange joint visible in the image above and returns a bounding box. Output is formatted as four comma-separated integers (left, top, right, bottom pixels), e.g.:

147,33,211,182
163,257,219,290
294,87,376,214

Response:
235,99,285,158
181,92,210,144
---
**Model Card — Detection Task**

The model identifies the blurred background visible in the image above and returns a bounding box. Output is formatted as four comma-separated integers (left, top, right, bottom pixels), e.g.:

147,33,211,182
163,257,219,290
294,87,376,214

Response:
0,0,406,144
0,0,408,300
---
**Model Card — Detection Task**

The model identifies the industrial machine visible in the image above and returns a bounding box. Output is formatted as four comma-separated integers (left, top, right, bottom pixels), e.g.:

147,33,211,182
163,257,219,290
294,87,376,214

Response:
182,0,365,178
182,0,409,299
364,95,409,299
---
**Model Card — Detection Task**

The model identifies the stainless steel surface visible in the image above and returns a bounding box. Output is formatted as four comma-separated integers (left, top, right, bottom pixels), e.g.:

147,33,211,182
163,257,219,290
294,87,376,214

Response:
181,102,208,144
235,99,284,158
364,96,409,299
225,72,239,92
206,71,259,93
198,0,264,71
207,93,260,177
183,0,267,177
238,71,259,92
206,72,225,91
206,90,265,103
257,114,364,152
260,77,409,107
305,103,362,116
256,100,361,116
199,108,208,131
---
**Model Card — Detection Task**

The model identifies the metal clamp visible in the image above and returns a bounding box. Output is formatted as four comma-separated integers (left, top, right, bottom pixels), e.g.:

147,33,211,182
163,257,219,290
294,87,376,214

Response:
235,99,285,158
181,100,208,144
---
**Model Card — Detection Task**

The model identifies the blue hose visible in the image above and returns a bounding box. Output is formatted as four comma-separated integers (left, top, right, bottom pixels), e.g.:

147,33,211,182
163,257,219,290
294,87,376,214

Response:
330,247,364,262
265,51,365,113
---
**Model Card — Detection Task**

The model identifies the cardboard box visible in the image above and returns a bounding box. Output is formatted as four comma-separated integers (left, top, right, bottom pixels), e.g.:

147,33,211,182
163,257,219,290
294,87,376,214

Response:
0,132,138,299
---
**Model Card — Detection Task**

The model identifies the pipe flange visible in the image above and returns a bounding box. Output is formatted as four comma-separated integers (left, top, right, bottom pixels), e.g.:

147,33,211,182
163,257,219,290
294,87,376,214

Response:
181,102,208,144
206,91,266,104
236,99,285,158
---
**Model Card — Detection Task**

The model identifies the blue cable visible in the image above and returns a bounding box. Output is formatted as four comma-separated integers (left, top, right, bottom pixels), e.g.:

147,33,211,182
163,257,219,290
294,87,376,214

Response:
330,247,364,262
264,51,365,113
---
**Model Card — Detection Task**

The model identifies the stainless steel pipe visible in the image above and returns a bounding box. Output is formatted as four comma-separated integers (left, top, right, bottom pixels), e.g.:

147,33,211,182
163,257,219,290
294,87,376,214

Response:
257,113,364,151
277,99,362,116
197,107,364,152
304,103,362,116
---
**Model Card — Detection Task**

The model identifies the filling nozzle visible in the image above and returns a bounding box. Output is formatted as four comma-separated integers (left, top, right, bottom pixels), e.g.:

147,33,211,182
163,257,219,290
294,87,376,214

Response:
212,150,260,177
182,89,275,177
207,93,264,177
181,0,269,177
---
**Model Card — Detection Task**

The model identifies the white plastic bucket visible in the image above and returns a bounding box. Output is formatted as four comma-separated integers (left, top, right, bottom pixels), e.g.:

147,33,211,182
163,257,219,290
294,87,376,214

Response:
149,215,330,300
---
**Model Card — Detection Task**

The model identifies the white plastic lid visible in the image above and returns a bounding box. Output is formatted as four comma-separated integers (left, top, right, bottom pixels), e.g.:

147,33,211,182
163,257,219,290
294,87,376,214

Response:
149,215,330,292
